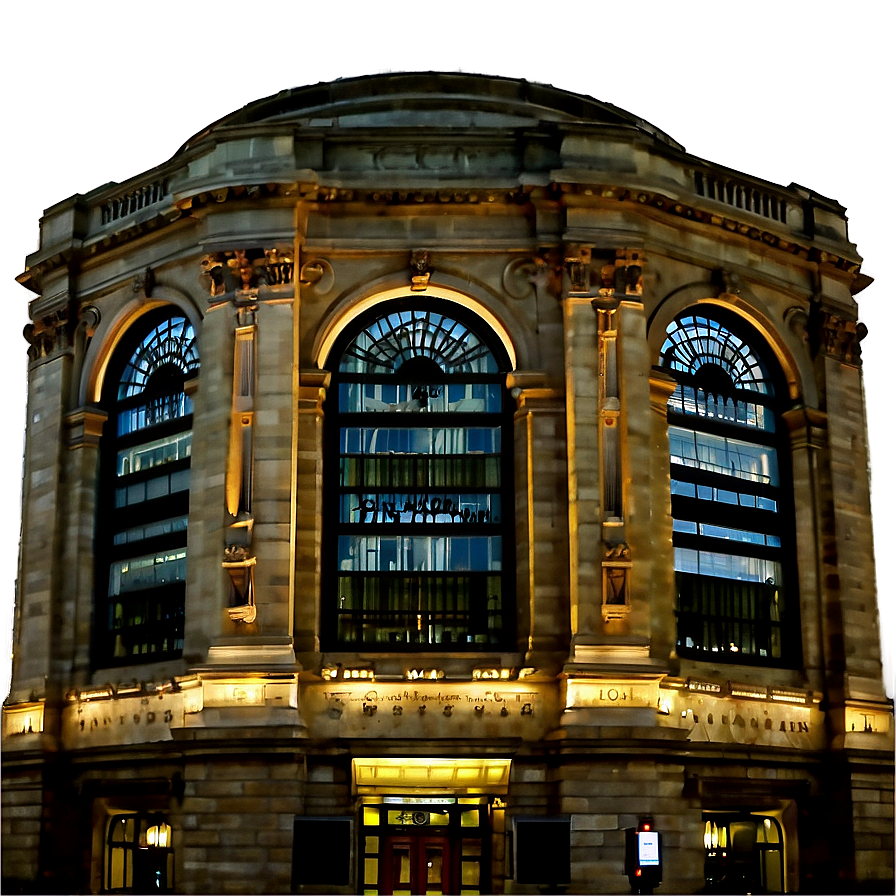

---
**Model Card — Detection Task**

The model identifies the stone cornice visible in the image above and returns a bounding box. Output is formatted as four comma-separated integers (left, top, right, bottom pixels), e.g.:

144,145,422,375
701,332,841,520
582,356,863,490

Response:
18,173,863,297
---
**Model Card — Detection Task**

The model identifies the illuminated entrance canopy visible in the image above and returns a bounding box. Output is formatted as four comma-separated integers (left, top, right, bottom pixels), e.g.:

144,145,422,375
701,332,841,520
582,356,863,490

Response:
352,757,512,794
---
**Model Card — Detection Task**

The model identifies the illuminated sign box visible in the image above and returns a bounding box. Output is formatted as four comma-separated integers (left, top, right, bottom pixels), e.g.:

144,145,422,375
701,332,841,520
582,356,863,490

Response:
638,831,660,865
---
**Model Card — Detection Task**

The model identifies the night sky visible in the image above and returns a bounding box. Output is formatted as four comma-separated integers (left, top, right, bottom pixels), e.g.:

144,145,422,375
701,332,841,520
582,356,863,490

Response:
3,2,891,698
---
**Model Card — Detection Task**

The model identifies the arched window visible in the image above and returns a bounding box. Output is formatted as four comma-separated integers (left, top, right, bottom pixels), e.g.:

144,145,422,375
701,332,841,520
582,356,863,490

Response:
323,300,513,651
97,311,199,666
105,813,174,892
660,309,798,665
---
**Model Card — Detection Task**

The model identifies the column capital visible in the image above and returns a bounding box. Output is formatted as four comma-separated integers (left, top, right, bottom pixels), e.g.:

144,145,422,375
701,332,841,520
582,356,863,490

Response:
64,406,108,449
298,369,330,414
781,405,828,450
648,366,678,415
507,370,563,413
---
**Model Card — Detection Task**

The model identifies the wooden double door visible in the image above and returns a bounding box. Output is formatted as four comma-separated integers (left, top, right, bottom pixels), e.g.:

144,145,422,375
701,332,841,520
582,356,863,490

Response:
380,834,452,895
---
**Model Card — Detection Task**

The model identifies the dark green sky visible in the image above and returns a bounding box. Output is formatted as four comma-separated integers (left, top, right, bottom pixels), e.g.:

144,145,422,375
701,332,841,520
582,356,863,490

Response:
0,0,896,678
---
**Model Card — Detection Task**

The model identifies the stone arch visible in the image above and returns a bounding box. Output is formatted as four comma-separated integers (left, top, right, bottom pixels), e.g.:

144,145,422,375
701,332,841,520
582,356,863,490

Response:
647,279,815,407
312,274,524,374
81,287,204,407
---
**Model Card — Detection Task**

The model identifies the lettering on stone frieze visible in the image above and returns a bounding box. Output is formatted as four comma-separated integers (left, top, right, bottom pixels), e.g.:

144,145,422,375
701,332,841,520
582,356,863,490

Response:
324,688,538,715
690,711,809,734
352,496,495,525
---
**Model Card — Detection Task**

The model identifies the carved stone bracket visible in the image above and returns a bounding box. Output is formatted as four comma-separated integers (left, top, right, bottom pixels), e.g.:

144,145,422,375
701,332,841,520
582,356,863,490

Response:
598,249,644,301
24,309,71,361
817,308,866,365
409,249,432,291
203,247,295,307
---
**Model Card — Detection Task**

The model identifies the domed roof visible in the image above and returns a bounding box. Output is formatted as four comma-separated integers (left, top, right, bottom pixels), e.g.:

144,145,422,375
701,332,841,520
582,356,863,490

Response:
177,71,683,154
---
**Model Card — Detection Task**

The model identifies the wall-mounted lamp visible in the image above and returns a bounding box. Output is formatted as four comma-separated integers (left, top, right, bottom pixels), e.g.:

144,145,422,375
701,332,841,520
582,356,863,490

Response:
472,668,511,681
406,669,444,681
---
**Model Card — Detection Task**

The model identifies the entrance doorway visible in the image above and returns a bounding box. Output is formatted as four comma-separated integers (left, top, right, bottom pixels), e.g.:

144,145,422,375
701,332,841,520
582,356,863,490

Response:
359,798,491,895
382,835,451,895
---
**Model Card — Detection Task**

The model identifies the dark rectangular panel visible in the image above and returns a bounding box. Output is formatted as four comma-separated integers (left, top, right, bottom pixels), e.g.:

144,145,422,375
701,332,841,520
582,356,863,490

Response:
513,817,571,884
292,816,352,887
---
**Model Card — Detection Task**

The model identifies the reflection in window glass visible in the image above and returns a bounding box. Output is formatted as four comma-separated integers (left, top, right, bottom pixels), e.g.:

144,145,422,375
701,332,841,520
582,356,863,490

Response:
674,548,779,584
338,536,501,572
669,427,779,486
340,427,500,456
117,432,192,477
342,493,501,525
109,551,187,596
340,381,502,414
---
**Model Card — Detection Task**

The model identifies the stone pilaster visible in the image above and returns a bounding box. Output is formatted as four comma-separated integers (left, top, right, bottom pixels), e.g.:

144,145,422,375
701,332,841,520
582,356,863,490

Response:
10,345,72,703
294,370,329,661
819,345,886,699
781,406,828,693
183,294,231,666
509,373,567,671
647,368,678,666
561,285,601,652
60,406,107,683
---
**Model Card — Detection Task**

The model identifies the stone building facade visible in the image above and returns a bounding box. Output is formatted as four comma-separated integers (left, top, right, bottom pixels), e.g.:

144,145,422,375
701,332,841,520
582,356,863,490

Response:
2,73,893,894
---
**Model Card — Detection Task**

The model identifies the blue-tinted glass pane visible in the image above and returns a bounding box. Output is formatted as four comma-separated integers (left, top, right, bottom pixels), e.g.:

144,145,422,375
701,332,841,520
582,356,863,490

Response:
117,432,192,476
339,382,501,414
109,550,187,596
341,427,500,456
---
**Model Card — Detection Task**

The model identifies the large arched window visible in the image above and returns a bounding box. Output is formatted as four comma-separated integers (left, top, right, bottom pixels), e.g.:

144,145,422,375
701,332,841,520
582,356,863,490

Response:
323,299,513,651
96,311,199,666
660,309,798,665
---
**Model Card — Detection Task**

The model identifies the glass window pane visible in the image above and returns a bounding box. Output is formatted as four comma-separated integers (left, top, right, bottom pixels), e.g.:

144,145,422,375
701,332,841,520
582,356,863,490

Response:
338,536,501,572
462,861,480,885
460,810,480,827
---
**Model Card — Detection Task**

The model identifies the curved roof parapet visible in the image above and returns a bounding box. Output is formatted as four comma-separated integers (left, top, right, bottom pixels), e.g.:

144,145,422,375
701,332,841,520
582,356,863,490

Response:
176,71,684,155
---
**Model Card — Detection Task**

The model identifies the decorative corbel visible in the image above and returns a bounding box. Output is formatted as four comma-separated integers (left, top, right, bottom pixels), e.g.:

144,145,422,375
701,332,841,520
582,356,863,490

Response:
820,311,866,365
23,309,71,362
599,249,644,300
203,248,296,306
410,250,432,291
